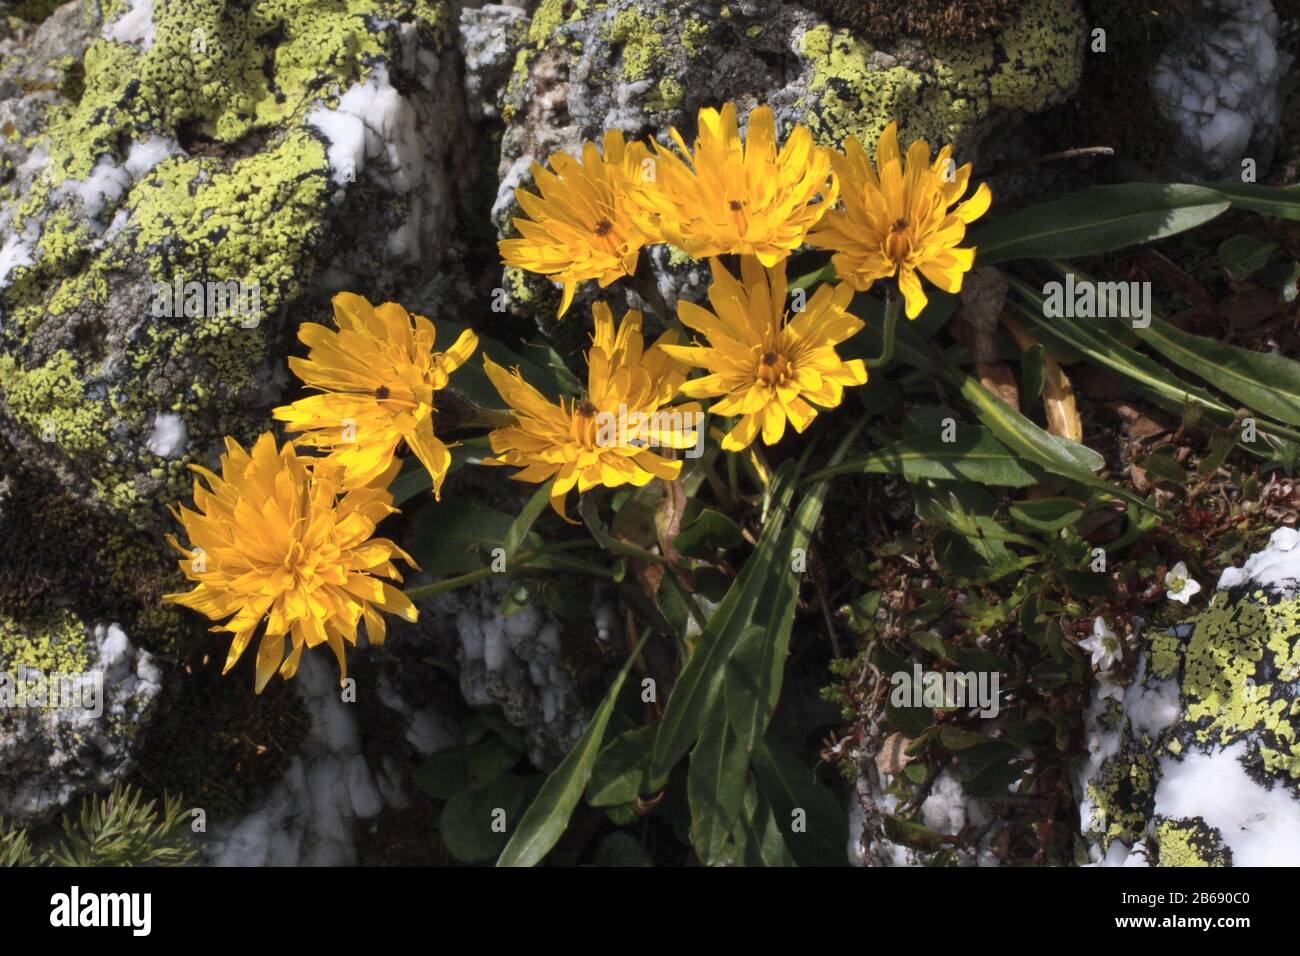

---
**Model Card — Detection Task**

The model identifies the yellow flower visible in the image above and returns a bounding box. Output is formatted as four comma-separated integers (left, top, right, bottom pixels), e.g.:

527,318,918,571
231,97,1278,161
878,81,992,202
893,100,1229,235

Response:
808,122,991,319
273,292,477,498
483,302,702,519
163,433,418,693
661,256,867,452
641,103,837,266
499,130,656,317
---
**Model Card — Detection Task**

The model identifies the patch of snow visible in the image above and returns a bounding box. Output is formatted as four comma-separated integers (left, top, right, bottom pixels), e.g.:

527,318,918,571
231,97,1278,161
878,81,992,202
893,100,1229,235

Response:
1153,742,1300,865
105,0,155,50
144,412,188,459
1217,526,1300,594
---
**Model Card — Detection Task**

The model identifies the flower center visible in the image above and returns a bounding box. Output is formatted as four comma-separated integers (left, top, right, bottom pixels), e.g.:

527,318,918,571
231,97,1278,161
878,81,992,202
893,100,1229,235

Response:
593,218,614,237
729,200,742,211
885,217,913,264
756,348,791,387
374,385,390,400
576,399,598,417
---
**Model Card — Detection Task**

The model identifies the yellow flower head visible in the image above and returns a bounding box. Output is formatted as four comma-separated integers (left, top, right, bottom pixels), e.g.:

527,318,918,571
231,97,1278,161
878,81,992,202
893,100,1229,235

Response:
499,130,656,317
483,302,702,519
642,103,837,266
273,292,477,498
163,433,418,693
808,122,991,319
661,256,867,452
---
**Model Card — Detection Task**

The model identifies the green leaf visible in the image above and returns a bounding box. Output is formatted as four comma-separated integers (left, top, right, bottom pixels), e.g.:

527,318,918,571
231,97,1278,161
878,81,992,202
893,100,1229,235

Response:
587,724,658,807
882,815,944,851
1132,314,1300,428
1217,233,1278,280
502,480,553,561
806,426,1045,487
593,831,653,867
650,462,800,778
970,183,1230,265
673,508,744,557
431,317,561,404
496,632,650,867
1020,342,1046,407
1009,496,1085,532
740,780,797,867
441,772,527,863
413,747,470,800
751,733,848,867
687,706,750,866
1209,182,1300,222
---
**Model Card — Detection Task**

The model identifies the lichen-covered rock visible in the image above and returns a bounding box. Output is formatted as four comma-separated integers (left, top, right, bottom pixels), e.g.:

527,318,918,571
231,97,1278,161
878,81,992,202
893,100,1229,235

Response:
0,612,163,824
479,0,1084,322
1077,528,1300,866
0,0,466,529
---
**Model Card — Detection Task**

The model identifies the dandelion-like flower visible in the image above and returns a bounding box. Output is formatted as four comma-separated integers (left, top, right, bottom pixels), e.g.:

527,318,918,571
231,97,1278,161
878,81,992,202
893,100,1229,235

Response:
163,433,418,693
483,302,701,519
1080,616,1123,672
499,130,656,317
808,121,991,319
660,256,867,452
1164,561,1202,604
642,103,837,266
273,292,477,498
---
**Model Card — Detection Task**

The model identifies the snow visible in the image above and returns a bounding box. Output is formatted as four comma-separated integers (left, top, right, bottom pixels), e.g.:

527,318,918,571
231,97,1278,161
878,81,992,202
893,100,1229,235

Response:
1153,742,1300,865
144,412,188,459
1217,526,1300,593
105,0,155,50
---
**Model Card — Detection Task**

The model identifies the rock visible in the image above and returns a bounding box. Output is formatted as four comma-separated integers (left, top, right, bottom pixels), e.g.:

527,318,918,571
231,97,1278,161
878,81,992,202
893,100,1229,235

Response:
204,648,458,866
1149,0,1290,181
1077,528,1300,866
408,576,597,770
0,612,163,825
0,0,469,530
483,0,1086,322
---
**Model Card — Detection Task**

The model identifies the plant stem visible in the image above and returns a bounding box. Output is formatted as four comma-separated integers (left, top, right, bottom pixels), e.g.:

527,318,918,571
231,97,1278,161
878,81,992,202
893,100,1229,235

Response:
403,539,601,600
865,288,901,369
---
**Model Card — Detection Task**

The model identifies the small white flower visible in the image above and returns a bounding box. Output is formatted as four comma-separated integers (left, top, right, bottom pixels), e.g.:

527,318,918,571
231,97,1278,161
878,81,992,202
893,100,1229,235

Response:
1080,616,1123,672
1164,561,1201,605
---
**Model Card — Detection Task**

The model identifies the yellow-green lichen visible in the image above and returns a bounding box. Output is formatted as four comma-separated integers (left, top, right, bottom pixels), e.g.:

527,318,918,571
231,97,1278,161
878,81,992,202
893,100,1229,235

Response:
0,349,107,457
1153,816,1232,867
796,0,1083,150
0,608,90,677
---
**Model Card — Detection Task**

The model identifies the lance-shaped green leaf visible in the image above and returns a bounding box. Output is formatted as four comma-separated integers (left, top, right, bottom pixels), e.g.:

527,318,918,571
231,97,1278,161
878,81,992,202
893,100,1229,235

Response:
1209,182,1300,222
687,704,750,866
804,426,1045,487
496,631,649,867
970,183,1230,265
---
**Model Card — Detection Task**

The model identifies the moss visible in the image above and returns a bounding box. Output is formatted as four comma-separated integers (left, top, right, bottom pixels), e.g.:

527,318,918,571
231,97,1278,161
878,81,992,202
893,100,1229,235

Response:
794,0,1026,43
1153,816,1232,867
796,0,1084,150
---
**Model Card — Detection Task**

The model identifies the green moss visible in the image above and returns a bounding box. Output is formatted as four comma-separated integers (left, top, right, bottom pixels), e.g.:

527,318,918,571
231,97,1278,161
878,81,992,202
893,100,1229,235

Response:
1153,816,1232,867
796,0,1083,149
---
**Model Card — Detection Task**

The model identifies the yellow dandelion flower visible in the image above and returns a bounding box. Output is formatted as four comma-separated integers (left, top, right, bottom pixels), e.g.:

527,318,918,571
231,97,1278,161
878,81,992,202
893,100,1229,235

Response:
163,433,418,693
273,292,477,498
661,256,867,452
640,102,837,266
808,121,991,319
499,130,656,317
483,302,702,519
